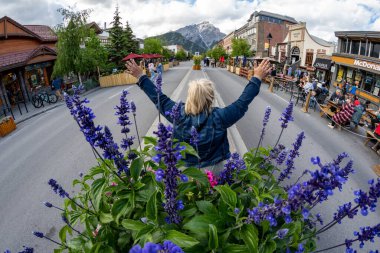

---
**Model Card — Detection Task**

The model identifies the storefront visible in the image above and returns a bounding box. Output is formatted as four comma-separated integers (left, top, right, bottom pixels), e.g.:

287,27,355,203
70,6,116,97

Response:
332,55,380,104
313,57,332,84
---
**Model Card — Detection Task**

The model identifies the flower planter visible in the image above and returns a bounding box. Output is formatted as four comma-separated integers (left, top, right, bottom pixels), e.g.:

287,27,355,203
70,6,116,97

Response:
235,67,240,75
0,116,16,137
163,64,170,71
226,65,230,71
99,70,146,87
192,65,201,70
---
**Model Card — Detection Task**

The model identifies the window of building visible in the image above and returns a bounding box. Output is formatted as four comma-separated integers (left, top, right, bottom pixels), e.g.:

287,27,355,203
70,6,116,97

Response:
351,40,360,55
359,40,366,56
370,42,380,58
305,52,313,66
336,65,346,83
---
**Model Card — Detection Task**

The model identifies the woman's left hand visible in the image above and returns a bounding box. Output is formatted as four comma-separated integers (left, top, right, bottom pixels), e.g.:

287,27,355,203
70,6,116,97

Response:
125,59,143,78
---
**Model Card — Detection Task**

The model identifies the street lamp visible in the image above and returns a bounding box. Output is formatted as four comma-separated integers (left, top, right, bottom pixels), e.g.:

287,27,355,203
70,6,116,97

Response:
267,33,272,57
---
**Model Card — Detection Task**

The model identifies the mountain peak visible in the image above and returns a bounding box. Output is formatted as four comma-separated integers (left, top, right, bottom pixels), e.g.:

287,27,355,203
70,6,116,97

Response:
175,22,225,50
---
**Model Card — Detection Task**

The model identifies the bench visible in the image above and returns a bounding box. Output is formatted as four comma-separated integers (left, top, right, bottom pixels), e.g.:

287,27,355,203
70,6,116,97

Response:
319,105,336,118
364,130,380,155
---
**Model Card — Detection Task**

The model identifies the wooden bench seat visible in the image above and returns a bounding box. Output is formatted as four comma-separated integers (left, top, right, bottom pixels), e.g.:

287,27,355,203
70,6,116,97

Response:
319,105,335,118
364,130,380,155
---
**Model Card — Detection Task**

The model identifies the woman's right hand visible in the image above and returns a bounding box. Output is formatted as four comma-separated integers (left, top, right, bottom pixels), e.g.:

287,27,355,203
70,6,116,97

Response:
125,59,143,78
253,59,272,81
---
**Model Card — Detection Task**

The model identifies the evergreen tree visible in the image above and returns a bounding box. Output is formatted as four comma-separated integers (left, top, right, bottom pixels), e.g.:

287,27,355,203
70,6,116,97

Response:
123,21,138,54
107,6,127,68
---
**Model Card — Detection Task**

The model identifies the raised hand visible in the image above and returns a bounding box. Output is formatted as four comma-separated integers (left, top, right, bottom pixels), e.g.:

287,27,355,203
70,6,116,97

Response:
125,59,143,78
253,59,272,81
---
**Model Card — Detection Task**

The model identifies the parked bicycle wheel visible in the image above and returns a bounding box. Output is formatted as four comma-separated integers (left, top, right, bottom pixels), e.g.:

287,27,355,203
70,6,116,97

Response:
39,92,49,103
48,94,58,103
32,96,43,108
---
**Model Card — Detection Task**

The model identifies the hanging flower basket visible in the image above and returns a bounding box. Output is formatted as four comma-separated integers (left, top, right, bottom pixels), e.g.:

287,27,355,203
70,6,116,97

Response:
0,116,16,137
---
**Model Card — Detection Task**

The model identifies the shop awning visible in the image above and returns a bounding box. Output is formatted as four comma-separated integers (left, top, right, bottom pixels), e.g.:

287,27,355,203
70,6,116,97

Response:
313,58,332,70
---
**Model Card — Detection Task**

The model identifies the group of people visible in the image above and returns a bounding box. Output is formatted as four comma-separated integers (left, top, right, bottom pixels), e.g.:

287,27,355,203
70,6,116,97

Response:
327,89,380,137
203,57,216,68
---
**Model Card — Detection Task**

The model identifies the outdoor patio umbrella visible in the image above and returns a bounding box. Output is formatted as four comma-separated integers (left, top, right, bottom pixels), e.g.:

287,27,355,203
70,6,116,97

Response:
141,54,154,59
122,53,143,61
152,54,163,58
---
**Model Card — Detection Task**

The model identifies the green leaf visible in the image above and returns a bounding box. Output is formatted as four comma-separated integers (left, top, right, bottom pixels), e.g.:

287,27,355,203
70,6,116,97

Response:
260,239,276,253
121,219,146,231
96,245,114,253
91,178,106,211
130,157,144,181
181,206,198,218
182,168,209,186
240,224,259,253
111,198,130,223
196,201,218,215
165,230,199,248
215,185,237,208
143,136,157,146
59,225,68,243
99,212,113,223
88,166,104,177
260,193,274,201
67,237,85,250
72,179,82,187
223,244,249,252
180,142,200,158
146,191,158,221
183,215,217,234
208,224,218,250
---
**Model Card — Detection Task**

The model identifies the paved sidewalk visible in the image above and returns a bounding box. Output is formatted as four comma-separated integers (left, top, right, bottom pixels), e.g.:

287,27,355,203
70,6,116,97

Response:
11,87,101,124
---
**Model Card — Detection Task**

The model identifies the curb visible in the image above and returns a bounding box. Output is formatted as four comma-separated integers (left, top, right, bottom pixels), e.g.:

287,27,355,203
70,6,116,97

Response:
16,86,102,124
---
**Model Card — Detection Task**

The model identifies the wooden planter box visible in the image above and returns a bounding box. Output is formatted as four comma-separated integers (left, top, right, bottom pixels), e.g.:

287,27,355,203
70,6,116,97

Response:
169,62,174,68
163,64,170,71
99,71,146,87
0,116,16,137
235,67,240,75
226,65,230,71
192,65,201,70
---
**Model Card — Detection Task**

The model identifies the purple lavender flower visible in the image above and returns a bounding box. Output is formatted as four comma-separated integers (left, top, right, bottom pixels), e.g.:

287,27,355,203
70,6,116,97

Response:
276,228,289,239
234,208,240,214
115,90,135,150
48,179,68,198
177,200,185,210
155,73,163,93
166,102,181,123
334,202,358,224
43,202,53,208
316,213,323,225
153,123,184,224
352,224,380,249
155,169,164,182
32,231,44,238
278,132,305,182
18,247,34,253
180,174,188,182
279,101,294,129
259,106,271,141
247,153,354,228
219,153,246,185
295,243,304,253
190,126,199,146
276,149,288,165
129,240,184,253
131,101,136,115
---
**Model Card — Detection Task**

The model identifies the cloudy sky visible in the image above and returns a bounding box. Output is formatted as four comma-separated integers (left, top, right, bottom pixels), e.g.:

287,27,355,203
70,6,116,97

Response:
1,0,379,41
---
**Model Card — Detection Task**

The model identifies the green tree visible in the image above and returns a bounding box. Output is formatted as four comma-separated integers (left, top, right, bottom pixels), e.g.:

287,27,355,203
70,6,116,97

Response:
231,38,251,57
162,47,173,61
107,6,128,68
210,45,226,61
175,49,187,61
52,7,92,80
79,29,108,74
143,38,163,54
124,21,138,54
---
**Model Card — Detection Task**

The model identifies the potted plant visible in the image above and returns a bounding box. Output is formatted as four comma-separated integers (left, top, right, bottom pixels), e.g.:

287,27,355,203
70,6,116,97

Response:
193,56,202,70
0,115,16,137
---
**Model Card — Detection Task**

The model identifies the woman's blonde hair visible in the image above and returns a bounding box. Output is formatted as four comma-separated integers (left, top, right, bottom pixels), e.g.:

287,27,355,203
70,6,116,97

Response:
185,79,215,115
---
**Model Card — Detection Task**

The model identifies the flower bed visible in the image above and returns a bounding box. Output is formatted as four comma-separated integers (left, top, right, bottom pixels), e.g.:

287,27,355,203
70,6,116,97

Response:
9,86,380,253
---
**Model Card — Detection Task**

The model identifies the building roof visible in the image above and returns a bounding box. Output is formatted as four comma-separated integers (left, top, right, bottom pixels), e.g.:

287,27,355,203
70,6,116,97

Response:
249,11,298,24
0,46,56,71
24,25,57,41
87,22,103,34
310,34,334,47
335,31,380,40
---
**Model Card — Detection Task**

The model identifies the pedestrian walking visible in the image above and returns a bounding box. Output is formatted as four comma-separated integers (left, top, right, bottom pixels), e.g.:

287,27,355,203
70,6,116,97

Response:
126,59,272,173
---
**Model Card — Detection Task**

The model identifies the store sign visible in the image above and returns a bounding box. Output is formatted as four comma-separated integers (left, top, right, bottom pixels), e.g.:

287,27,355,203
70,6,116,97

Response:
353,60,380,72
313,58,332,70
314,62,328,69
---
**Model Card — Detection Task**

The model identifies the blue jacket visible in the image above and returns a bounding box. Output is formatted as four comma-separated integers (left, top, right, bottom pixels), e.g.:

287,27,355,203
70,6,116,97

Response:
137,75,262,167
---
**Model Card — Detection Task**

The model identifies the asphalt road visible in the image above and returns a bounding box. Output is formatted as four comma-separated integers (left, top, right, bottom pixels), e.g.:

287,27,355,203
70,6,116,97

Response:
1,61,379,252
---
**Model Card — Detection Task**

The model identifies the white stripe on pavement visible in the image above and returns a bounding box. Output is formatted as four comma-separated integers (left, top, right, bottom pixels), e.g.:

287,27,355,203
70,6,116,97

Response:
107,85,135,100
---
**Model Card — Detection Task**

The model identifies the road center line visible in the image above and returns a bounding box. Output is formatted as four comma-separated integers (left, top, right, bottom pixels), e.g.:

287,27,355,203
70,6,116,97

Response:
107,85,135,99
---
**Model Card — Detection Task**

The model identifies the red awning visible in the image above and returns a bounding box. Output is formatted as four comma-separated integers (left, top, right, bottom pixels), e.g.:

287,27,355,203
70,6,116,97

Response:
151,54,163,58
122,53,143,61
141,54,154,59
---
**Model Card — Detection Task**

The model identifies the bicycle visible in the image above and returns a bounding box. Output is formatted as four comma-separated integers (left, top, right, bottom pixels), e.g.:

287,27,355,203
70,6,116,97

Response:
31,86,58,108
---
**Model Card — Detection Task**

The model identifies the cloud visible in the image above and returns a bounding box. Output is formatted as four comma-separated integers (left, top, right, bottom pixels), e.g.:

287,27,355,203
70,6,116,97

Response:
1,0,380,41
